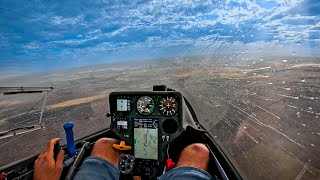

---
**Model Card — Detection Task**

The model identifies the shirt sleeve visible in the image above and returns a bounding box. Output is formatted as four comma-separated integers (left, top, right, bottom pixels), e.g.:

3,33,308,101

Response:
73,156,120,180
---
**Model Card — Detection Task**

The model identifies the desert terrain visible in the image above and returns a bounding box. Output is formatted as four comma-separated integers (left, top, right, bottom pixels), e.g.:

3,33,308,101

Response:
0,56,319,180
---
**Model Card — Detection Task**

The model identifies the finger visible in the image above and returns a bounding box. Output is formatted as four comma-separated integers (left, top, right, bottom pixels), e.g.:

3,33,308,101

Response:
40,149,46,156
55,149,65,168
45,138,60,155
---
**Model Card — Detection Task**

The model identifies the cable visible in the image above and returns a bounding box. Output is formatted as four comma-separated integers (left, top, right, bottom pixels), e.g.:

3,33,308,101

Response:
166,143,170,158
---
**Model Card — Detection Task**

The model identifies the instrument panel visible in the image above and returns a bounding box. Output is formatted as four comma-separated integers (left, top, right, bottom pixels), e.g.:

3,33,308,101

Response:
109,91,183,178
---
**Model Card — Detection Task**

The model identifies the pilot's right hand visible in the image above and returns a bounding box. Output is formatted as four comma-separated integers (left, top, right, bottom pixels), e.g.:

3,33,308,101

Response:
90,138,122,167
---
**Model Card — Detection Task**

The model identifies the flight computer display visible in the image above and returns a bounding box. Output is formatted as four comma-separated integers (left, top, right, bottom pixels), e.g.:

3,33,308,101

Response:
117,99,130,111
133,118,158,160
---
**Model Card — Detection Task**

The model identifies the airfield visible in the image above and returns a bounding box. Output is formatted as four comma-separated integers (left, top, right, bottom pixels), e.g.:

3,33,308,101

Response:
0,56,319,180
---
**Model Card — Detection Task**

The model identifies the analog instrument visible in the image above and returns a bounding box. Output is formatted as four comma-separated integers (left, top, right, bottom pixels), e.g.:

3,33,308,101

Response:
137,96,155,115
159,97,178,116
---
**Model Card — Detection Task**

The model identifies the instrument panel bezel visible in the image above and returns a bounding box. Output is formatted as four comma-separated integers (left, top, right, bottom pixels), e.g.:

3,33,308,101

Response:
109,91,184,164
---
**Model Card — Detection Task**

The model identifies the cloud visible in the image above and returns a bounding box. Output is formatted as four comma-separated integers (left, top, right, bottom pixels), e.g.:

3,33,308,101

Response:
308,31,320,39
22,41,40,50
281,15,319,25
51,15,85,25
289,0,320,16
1,0,320,73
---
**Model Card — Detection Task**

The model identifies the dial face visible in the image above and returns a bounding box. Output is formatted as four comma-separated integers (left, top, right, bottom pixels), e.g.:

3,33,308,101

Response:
137,96,155,115
159,97,178,116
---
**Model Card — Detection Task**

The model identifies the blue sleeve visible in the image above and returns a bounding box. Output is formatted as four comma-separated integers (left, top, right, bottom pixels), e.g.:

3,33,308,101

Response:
73,156,120,180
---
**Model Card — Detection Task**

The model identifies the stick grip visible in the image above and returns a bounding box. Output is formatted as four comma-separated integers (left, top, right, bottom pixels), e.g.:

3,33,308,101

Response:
63,122,76,156
53,142,61,161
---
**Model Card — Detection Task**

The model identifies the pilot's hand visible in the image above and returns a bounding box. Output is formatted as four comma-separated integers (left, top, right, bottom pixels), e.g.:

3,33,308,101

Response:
91,138,121,167
34,138,65,180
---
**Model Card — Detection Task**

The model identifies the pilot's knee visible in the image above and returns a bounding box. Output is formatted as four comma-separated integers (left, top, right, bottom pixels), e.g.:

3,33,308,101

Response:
177,143,210,171
95,138,119,145
183,143,209,158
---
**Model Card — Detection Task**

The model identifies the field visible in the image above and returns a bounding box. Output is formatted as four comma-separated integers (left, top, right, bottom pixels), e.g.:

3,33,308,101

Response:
0,56,319,180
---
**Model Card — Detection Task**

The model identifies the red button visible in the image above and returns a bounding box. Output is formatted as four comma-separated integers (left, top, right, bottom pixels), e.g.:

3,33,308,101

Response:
166,159,176,170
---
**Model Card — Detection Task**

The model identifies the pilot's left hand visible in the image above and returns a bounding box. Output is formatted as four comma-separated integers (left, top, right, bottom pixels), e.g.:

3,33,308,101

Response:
34,138,65,180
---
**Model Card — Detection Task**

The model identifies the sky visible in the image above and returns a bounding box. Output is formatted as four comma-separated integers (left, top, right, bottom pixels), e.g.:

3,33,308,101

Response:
0,0,319,74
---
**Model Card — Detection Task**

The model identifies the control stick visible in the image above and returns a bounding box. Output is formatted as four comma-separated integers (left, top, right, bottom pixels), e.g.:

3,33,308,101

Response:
63,122,76,156
53,142,61,161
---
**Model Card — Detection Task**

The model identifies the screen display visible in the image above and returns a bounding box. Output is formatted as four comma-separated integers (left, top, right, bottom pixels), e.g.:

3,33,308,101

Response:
133,118,158,160
117,99,129,111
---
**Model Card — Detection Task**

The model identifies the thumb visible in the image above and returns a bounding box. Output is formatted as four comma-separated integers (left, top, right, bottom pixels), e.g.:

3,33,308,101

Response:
56,149,65,168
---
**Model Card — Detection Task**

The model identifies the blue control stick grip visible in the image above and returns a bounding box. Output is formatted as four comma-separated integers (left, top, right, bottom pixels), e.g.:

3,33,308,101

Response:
63,122,76,156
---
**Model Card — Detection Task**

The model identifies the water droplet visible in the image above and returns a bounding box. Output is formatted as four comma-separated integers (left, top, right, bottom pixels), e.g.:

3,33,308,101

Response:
268,82,273,85
308,107,313,110
301,79,305,82
282,81,286,84
291,52,296,56
244,126,247,129
258,48,262,51
260,58,264,61
282,59,288,62
311,144,315,147
245,49,249,52
297,133,301,135
297,112,300,116
302,123,306,126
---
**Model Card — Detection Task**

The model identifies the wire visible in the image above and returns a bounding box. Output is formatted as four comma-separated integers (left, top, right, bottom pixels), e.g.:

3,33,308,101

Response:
166,143,170,158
